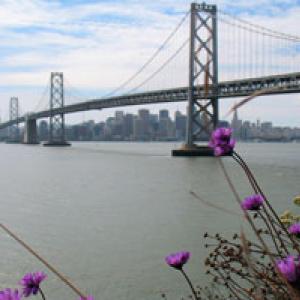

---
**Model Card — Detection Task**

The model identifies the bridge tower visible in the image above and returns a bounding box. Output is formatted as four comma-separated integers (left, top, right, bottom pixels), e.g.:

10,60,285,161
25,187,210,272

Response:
44,72,70,146
7,97,20,143
173,2,218,156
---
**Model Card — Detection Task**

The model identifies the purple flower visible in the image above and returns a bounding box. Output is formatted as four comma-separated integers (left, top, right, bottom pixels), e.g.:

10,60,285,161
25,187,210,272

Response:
79,296,94,300
165,251,190,270
208,127,235,156
0,289,22,300
276,255,300,283
19,272,47,297
241,194,264,211
288,223,300,238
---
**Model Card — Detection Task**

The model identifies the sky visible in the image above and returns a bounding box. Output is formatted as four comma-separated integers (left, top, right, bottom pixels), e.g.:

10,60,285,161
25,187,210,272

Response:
0,0,300,126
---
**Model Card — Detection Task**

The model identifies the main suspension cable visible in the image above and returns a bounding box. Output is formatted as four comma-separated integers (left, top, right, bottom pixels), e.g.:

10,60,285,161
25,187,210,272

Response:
104,10,190,97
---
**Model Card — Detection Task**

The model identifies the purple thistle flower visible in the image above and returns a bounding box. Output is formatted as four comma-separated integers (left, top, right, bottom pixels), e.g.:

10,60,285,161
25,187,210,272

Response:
208,127,235,156
288,223,300,238
79,296,94,300
241,194,264,211
165,251,190,270
276,255,300,283
0,289,22,300
19,272,47,297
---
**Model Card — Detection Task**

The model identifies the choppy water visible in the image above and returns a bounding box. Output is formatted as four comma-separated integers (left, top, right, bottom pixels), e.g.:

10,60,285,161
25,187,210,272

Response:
1,142,299,299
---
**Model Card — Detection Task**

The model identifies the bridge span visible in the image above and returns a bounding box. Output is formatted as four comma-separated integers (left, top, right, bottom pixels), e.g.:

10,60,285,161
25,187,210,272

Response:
1,72,300,130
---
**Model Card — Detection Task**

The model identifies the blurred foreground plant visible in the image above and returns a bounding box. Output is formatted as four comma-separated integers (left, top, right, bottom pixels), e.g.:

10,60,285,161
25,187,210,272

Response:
165,128,300,300
0,223,93,300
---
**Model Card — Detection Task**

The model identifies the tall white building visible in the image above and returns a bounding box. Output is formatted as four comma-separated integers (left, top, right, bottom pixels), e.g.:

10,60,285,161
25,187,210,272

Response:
231,109,242,139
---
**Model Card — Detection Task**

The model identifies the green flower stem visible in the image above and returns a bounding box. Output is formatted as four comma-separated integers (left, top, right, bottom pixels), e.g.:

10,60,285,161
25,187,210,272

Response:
233,150,299,254
39,288,46,300
258,210,284,256
180,269,198,300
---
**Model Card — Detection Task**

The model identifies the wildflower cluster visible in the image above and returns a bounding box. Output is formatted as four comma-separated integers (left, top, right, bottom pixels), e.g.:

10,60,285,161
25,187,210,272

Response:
0,273,46,300
0,271,93,300
165,128,300,299
208,127,235,156
241,194,264,211
19,272,47,297
276,255,300,286
165,252,190,270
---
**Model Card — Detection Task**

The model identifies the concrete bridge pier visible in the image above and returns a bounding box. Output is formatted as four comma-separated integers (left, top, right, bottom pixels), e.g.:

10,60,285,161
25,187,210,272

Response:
6,96,21,144
23,117,39,144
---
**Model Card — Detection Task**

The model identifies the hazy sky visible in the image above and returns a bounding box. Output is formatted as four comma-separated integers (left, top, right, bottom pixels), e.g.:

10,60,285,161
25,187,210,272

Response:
0,0,300,126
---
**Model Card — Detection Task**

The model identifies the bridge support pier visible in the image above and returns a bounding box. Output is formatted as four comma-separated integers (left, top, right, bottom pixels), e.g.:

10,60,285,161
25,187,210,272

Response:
23,117,39,144
44,72,71,147
6,97,21,144
172,3,218,157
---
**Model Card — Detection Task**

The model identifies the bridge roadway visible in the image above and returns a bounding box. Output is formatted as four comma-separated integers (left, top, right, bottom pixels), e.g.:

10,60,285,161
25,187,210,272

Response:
1,72,300,129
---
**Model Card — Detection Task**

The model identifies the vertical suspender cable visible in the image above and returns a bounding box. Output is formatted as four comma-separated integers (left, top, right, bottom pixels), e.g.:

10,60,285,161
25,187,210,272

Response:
238,21,241,79
256,30,259,78
262,33,265,76
246,26,249,78
250,27,253,78
270,35,273,75
235,20,238,79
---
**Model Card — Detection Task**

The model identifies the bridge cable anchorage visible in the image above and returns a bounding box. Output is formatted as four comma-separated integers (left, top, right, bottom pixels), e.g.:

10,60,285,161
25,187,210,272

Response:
104,9,190,97
125,38,189,95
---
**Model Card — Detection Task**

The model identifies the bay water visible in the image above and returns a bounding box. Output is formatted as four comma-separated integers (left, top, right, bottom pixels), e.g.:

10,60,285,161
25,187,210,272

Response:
1,142,299,299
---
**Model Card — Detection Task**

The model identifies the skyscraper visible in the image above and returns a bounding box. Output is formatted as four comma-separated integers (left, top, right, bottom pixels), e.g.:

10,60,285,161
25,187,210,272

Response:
175,111,186,140
231,108,242,139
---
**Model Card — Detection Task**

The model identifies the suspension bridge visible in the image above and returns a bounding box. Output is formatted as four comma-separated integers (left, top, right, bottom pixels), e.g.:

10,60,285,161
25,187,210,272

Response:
0,2,299,155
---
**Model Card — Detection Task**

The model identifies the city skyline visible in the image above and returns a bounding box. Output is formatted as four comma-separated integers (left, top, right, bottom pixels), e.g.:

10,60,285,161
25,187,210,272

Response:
5,108,296,142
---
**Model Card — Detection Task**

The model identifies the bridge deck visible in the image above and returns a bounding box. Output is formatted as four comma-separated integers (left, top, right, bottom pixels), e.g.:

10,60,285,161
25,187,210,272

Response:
1,72,300,129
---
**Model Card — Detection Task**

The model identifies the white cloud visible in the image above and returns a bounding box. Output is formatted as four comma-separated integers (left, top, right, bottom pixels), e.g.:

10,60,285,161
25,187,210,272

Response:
0,0,299,126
